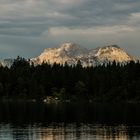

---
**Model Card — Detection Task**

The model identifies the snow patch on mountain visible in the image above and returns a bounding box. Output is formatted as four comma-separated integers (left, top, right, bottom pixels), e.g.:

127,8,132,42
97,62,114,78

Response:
0,59,14,68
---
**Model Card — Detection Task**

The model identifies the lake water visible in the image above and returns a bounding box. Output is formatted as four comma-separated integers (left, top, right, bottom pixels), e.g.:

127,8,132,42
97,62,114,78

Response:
0,102,140,140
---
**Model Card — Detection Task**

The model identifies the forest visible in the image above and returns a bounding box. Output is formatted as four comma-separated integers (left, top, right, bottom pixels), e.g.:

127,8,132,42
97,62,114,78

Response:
0,56,140,102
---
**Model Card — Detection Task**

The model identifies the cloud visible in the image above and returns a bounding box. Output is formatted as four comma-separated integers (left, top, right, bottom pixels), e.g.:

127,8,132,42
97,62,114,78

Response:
0,0,140,58
45,26,135,37
128,12,140,28
0,0,139,35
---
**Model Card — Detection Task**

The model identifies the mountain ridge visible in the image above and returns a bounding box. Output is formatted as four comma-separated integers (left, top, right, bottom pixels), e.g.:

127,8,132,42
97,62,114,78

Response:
31,43,135,67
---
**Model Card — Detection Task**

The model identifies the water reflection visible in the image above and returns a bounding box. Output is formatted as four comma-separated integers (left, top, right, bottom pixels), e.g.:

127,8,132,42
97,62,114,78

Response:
0,102,140,139
0,123,140,140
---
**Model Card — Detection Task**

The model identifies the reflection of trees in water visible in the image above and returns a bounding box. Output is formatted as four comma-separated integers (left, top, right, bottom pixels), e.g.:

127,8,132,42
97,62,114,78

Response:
0,103,140,139
1,102,140,125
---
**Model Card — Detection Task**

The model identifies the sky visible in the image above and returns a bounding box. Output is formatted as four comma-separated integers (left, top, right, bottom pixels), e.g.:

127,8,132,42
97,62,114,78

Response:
0,0,140,59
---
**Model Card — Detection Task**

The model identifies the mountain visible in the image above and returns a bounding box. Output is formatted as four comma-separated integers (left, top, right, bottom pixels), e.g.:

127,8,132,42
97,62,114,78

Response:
0,59,14,68
31,43,135,67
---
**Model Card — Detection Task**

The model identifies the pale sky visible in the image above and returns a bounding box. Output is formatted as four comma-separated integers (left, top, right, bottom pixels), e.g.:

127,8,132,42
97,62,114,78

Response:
0,0,140,59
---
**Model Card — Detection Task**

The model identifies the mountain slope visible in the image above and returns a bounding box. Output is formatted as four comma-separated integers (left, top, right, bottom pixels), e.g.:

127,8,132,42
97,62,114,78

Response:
31,43,135,67
94,45,134,62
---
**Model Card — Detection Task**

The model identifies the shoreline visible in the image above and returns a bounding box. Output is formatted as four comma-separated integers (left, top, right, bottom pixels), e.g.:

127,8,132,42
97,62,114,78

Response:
0,96,140,104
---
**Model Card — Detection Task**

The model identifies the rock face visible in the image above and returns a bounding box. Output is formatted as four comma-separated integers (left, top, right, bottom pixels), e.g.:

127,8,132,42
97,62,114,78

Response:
94,45,133,62
31,43,135,67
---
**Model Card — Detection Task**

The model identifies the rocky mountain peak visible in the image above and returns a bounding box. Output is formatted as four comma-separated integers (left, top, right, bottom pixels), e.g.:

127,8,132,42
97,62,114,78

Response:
94,45,133,62
30,43,136,67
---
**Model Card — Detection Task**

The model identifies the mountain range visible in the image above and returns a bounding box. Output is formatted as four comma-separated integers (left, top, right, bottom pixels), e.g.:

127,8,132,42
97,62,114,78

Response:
31,43,135,67
0,43,136,67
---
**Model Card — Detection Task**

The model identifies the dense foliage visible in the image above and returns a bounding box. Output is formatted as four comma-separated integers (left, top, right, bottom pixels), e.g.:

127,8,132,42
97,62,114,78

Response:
0,56,140,102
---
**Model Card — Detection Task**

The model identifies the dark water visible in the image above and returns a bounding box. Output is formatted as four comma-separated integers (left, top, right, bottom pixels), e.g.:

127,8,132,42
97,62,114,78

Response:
0,102,140,140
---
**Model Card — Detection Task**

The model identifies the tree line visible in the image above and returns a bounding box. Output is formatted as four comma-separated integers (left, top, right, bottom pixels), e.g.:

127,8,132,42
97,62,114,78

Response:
0,56,140,102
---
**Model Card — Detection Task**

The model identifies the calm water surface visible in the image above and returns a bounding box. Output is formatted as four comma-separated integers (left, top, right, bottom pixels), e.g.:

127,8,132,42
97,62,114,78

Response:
0,102,140,140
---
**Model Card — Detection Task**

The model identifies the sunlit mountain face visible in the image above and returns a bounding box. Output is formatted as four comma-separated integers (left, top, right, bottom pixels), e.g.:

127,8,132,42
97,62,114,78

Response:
31,43,135,67
0,43,136,67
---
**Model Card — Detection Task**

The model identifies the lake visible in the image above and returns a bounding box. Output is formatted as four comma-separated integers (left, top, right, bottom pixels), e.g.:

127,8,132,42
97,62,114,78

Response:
0,102,140,140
